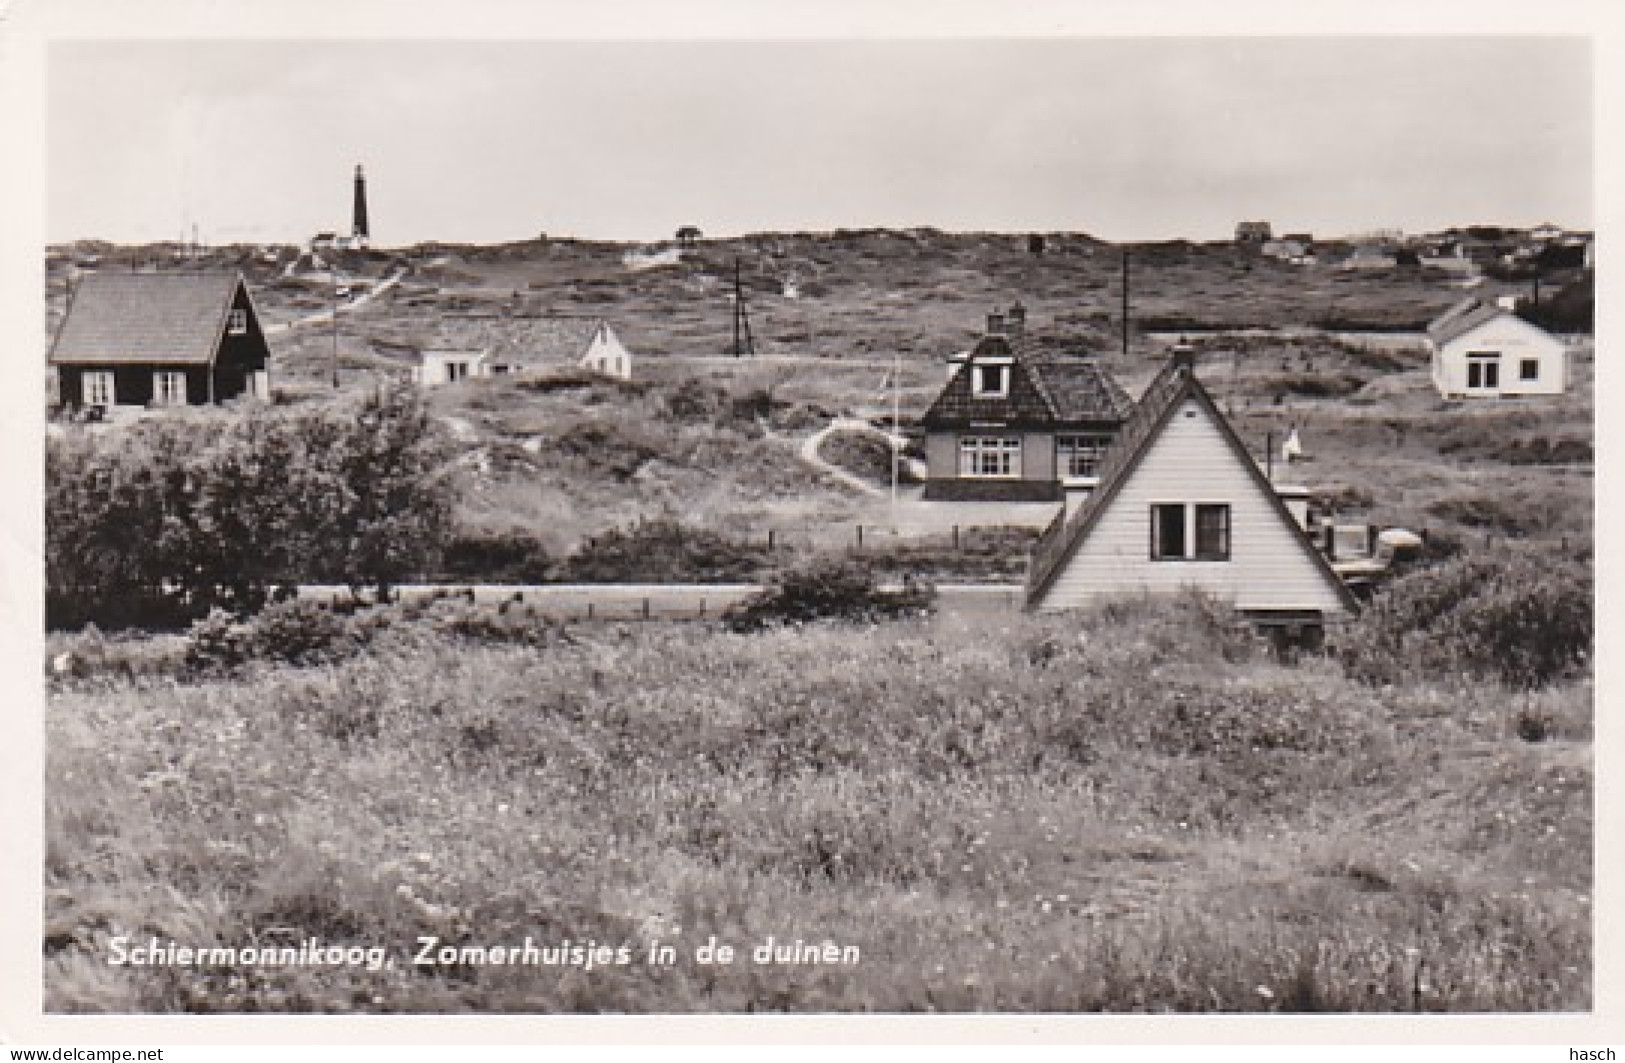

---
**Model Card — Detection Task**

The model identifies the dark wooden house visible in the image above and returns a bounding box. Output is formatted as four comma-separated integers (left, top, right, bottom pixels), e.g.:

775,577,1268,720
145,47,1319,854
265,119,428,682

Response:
49,271,271,411
920,304,1134,502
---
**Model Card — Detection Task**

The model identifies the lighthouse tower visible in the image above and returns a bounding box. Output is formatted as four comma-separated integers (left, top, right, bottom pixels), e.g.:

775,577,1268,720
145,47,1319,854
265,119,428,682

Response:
351,164,370,248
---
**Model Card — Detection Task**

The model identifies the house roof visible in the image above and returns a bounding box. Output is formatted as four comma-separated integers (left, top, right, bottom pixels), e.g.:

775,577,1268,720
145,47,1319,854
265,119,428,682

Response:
49,271,245,366
434,314,616,367
922,334,1131,429
1025,354,1359,614
1426,297,1508,347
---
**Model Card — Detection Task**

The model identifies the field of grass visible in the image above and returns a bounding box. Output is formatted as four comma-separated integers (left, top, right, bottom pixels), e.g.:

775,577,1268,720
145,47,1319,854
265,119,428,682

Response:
44,594,1590,1014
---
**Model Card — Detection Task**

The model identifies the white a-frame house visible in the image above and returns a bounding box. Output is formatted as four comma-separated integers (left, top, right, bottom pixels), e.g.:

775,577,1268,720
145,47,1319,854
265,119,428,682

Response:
1025,345,1357,631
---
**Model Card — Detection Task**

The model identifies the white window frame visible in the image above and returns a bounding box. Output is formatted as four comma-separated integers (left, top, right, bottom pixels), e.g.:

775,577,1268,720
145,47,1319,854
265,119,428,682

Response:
1519,358,1540,382
1151,503,1232,562
81,370,115,408
1056,434,1112,480
153,370,188,406
971,360,1012,398
227,309,248,335
959,436,1022,478
445,361,471,383
1466,351,1501,391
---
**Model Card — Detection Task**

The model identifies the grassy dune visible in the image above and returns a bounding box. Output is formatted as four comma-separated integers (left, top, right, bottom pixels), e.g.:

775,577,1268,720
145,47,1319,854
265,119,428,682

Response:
44,598,1590,1013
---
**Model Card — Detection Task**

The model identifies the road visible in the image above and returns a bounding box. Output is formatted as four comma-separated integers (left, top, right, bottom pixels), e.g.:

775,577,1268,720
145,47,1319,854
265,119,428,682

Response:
298,581,1026,619
262,268,406,335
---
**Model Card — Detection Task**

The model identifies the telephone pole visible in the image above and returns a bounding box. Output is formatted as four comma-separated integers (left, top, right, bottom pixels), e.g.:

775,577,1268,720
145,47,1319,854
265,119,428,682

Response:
731,258,755,358
1121,249,1131,358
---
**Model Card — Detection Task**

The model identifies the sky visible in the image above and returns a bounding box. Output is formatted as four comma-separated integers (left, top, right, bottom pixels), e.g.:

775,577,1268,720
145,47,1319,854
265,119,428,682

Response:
46,36,1592,246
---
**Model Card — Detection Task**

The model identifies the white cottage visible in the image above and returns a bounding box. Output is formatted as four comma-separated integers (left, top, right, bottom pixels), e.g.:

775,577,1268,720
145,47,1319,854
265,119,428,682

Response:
1427,298,1567,399
1025,345,1357,629
413,348,489,386
410,315,635,386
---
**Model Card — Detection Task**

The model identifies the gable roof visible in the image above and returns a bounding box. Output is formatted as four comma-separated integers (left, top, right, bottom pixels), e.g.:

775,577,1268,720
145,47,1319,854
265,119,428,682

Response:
49,271,245,366
1426,297,1506,347
434,313,618,368
922,334,1131,429
1025,355,1359,615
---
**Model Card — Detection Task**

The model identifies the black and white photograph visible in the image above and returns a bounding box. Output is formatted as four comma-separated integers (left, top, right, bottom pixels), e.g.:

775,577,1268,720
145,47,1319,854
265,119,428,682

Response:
5,0,1615,1046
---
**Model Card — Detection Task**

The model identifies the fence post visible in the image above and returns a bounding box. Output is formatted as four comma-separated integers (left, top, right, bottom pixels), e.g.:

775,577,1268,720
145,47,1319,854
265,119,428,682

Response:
768,529,775,551
700,597,706,619
856,524,864,550
953,525,960,551
643,597,651,620
587,602,594,621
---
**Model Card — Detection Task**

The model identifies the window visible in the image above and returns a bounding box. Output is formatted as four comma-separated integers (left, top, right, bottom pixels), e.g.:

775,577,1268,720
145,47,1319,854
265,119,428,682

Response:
1195,504,1231,560
959,436,1021,478
1466,352,1501,390
1056,434,1111,479
1151,503,1231,561
445,361,470,383
972,362,1010,397
81,370,114,407
227,309,248,335
153,371,187,406
1151,504,1186,560
1520,358,1540,382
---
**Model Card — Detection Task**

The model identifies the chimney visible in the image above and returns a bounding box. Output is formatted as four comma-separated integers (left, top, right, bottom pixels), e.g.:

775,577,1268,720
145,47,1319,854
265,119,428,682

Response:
1007,300,1026,339
986,310,1006,335
1171,338,1196,371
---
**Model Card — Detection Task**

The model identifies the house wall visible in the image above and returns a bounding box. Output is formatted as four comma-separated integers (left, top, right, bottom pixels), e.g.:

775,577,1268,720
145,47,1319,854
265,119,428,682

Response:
56,364,211,408
213,285,271,402
416,353,488,386
580,325,632,379
1436,318,1573,398
921,429,1064,501
922,430,1058,482
1433,317,1567,398
1038,398,1351,617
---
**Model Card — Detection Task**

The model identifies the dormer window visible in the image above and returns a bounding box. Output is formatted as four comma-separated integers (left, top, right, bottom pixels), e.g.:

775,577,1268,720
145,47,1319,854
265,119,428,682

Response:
973,362,1010,397
227,309,248,335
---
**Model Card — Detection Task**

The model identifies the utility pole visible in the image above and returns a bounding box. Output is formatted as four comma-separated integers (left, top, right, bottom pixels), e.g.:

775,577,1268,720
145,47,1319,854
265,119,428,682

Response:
1121,249,1131,358
331,273,341,389
731,258,755,358
890,351,901,513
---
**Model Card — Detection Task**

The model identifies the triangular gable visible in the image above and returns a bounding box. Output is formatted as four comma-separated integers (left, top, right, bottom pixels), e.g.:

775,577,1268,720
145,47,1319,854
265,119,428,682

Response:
1439,308,1563,352
1026,359,1358,616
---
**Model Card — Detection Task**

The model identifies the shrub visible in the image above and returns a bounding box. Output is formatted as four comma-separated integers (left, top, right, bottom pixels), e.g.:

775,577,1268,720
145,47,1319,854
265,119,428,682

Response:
558,517,770,583
47,385,453,629
184,599,382,674
437,529,553,583
183,608,254,674
723,558,934,632
1342,553,1591,689
245,599,359,667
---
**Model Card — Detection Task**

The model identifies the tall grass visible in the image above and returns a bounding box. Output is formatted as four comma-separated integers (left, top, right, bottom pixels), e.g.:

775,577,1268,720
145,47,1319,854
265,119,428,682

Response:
45,595,1590,1013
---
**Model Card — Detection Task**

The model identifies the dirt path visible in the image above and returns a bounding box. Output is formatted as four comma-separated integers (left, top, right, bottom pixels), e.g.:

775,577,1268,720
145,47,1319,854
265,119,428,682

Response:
796,417,889,497
263,268,406,335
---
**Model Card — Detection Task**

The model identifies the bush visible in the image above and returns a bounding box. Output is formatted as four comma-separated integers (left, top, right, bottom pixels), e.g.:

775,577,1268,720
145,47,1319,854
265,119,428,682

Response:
557,517,770,583
47,385,453,630
723,558,934,633
437,529,553,583
184,600,366,674
1342,553,1591,689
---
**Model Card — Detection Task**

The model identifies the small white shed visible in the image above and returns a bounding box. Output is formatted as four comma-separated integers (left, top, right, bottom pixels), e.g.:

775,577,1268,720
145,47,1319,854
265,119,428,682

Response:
1427,299,1567,399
